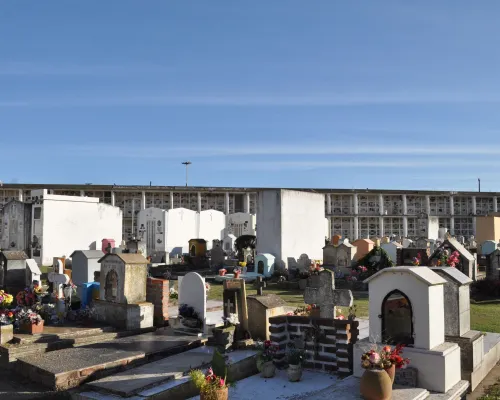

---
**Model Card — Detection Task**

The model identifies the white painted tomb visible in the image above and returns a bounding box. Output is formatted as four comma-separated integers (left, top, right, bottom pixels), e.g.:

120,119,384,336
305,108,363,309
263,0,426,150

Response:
353,266,464,394
226,212,256,237
256,189,325,268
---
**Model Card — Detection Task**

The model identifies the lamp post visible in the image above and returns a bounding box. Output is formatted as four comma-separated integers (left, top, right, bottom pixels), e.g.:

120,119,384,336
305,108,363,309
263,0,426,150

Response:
182,161,192,187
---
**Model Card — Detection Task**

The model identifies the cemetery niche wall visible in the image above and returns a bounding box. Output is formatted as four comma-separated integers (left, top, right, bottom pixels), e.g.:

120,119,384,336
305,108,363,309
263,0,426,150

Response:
93,253,153,330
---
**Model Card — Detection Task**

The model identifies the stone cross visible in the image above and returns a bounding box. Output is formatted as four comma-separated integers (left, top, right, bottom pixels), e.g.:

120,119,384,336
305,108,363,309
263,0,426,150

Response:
48,259,70,314
304,269,353,319
224,298,234,317
254,276,266,296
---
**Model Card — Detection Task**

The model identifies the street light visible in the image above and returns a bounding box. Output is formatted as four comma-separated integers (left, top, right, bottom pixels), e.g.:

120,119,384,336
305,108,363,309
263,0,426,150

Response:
182,161,192,187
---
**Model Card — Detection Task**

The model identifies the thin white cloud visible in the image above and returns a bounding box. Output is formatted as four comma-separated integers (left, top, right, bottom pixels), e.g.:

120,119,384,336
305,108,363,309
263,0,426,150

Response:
55,143,500,158
2,91,500,107
0,62,168,76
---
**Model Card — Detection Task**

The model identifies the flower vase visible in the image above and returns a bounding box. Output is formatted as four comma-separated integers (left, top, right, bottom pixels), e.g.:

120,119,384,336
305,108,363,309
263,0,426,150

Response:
0,324,14,344
260,361,276,378
385,364,396,383
287,364,302,382
360,369,393,400
20,320,44,335
200,387,228,400
234,271,241,279
213,325,235,351
219,270,226,277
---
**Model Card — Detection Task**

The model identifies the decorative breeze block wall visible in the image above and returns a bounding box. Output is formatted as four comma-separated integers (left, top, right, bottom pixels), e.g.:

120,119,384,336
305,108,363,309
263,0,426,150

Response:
146,278,169,326
269,315,359,376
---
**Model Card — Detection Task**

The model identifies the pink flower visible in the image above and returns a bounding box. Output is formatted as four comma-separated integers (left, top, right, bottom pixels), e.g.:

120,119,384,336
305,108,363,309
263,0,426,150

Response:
219,378,225,387
369,352,380,364
206,368,213,376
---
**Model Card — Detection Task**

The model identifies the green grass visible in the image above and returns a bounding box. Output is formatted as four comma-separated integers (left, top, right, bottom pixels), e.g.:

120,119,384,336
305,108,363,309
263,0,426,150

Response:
207,282,500,332
477,379,500,400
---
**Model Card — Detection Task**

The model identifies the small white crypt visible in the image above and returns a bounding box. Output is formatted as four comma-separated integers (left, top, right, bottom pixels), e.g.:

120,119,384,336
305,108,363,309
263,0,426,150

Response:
353,266,463,394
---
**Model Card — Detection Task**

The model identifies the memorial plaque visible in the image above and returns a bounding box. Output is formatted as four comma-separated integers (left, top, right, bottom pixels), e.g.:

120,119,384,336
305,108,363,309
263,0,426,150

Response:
224,279,243,290
395,367,418,388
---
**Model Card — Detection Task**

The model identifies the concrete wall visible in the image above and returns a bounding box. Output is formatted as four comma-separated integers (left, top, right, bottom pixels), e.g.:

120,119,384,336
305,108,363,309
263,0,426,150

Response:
476,216,500,250
256,190,282,261
197,210,225,249
39,194,122,266
165,208,197,252
281,190,325,266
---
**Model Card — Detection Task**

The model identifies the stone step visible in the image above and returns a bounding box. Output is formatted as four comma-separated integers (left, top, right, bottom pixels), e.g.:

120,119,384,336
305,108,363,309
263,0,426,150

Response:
15,330,208,391
74,347,258,400
1,327,156,364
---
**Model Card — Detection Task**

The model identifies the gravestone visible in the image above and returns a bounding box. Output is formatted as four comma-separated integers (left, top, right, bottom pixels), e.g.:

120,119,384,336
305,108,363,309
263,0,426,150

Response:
254,276,266,295
429,238,476,280
178,272,207,335
48,259,70,313
430,267,472,337
1,251,28,292
93,253,153,330
25,259,41,286
211,242,225,269
223,279,251,341
247,293,286,340
304,269,353,319
323,244,336,266
402,238,413,248
70,250,105,298
297,254,311,271
487,249,500,281
395,367,418,388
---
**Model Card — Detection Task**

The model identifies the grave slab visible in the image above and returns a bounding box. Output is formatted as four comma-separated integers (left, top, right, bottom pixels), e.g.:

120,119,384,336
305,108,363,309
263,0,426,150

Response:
16,330,207,390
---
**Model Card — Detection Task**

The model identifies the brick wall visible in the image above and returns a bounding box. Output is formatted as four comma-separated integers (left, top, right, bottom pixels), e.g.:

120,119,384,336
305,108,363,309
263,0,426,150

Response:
269,315,359,376
146,278,169,326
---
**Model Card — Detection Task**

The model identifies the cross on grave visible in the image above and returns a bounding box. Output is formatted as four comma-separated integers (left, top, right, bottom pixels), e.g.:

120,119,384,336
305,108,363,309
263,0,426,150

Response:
304,269,353,319
254,276,266,296
48,259,70,313
224,298,235,316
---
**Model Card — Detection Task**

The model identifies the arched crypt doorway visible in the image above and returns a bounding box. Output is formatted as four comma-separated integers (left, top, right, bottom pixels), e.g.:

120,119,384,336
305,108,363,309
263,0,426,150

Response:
381,289,414,346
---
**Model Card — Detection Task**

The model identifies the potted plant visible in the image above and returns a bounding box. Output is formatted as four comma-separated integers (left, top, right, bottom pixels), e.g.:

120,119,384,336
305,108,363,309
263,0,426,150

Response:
359,345,410,400
16,285,45,307
189,368,230,400
233,268,241,279
16,309,44,335
286,346,305,382
219,268,227,277
256,340,279,378
213,313,239,351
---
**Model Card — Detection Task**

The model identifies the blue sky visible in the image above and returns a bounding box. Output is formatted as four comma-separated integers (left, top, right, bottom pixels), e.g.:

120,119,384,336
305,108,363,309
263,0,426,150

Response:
2,1,500,191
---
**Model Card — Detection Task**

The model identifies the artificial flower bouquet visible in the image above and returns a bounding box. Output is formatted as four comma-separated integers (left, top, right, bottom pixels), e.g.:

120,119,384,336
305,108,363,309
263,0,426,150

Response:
256,340,279,364
361,344,410,370
189,367,230,399
0,290,14,308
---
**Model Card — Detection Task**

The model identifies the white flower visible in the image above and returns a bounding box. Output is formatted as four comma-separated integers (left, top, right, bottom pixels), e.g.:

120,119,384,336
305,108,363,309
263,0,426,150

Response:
227,313,240,325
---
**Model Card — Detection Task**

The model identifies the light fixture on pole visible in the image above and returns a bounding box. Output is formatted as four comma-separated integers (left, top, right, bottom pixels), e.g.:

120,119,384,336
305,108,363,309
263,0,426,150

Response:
182,161,192,187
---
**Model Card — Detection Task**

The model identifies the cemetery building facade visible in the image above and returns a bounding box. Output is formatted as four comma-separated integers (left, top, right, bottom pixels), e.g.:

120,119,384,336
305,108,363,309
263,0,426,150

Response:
0,183,495,242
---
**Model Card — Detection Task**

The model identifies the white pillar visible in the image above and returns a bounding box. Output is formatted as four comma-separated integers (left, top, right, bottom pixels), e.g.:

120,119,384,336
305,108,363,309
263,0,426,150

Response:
141,191,146,210
403,217,408,237
169,192,174,209
197,192,202,212
449,195,455,235
225,192,230,214
353,217,359,240
425,195,431,215
494,196,498,213
244,193,250,213
449,195,454,216
326,194,332,215
379,216,384,237
18,189,23,202
111,191,116,207
379,194,384,216
80,190,85,197
353,194,359,215
402,195,408,215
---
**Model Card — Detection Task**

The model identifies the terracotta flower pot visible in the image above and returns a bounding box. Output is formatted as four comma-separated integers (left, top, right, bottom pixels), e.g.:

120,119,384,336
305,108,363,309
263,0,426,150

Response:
20,320,44,335
287,364,302,382
385,364,396,383
200,386,228,400
260,360,276,378
219,270,226,277
360,368,393,400
234,271,241,279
